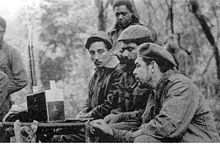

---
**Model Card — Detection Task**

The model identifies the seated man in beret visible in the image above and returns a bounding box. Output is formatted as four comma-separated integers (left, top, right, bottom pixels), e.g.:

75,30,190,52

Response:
103,25,154,133
91,43,220,142
52,31,123,142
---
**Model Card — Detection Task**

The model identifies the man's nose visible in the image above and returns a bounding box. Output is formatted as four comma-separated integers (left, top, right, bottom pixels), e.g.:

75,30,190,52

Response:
133,69,137,75
118,14,123,20
94,53,100,60
122,50,129,57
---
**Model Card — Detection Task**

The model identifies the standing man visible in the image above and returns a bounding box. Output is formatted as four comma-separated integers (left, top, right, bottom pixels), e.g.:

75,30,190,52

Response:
0,16,28,142
0,17,28,96
91,43,220,142
103,25,154,133
109,0,158,53
52,31,123,142
108,0,140,53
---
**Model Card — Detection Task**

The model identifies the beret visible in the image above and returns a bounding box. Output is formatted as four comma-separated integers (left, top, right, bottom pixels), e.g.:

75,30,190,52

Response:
118,25,153,43
85,31,112,50
138,43,177,67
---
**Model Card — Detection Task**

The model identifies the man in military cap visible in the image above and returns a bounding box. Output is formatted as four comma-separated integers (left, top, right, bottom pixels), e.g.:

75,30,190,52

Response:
52,31,123,142
91,43,220,142
101,25,154,135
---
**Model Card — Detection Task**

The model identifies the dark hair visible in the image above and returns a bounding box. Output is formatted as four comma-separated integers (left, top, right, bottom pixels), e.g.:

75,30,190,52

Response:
113,0,133,13
142,57,174,73
87,38,111,51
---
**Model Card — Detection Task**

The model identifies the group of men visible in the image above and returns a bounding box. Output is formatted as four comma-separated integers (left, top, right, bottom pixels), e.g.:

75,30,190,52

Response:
52,0,220,143
0,0,219,143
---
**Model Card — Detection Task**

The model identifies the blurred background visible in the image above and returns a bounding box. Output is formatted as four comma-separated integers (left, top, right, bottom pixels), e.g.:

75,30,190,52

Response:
0,0,219,126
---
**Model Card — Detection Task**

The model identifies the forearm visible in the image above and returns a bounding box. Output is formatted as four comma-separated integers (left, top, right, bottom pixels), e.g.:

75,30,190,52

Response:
8,79,27,95
112,128,135,142
119,110,143,121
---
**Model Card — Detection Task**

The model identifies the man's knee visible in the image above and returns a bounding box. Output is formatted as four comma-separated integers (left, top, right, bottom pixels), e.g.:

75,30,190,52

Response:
134,135,161,143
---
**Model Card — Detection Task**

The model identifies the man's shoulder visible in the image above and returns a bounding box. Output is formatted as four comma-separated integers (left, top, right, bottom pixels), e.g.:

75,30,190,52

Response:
166,73,196,93
2,42,19,53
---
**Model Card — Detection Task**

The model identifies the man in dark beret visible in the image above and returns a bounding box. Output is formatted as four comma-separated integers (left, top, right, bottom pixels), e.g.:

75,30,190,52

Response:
0,16,28,142
93,25,155,142
90,43,220,142
52,31,124,142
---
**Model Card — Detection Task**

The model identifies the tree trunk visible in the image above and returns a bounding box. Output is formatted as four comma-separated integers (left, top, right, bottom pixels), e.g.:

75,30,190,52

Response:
187,0,220,80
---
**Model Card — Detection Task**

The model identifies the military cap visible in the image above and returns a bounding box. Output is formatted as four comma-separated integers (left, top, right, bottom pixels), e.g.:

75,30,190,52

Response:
138,42,177,67
0,16,6,30
85,31,112,50
117,25,153,43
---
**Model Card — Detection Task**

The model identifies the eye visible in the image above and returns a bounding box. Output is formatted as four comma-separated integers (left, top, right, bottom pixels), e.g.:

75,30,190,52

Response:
127,47,134,52
89,51,95,56
121,12,127,16
135,63,140,68
97,49,105,54
115,12,120,17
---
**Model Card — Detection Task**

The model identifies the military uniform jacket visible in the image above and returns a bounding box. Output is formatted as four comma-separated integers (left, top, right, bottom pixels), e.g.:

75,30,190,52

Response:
112,70,220,142
0,42,28,95
81,64,123,119
0,71,9,120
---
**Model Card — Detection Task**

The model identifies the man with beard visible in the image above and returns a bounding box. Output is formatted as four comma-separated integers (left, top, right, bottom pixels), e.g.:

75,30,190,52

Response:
90,43,220,142
102,25,154,135
108,0,159,53
52,31,123,142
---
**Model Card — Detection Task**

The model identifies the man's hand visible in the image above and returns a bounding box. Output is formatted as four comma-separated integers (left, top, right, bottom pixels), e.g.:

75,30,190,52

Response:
104,114,121,124
90,119,113,136
76,111,92,119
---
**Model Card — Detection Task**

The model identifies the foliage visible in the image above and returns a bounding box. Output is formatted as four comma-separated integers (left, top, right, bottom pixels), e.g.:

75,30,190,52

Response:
2,0,220,119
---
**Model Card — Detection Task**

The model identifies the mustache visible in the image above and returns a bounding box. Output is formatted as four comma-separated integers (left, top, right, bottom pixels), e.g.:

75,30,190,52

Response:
94,60,101,65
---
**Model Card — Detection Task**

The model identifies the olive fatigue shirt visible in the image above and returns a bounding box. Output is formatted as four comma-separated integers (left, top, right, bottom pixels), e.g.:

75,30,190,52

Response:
0,42,28,95
80,64,123,120
112,70,220,142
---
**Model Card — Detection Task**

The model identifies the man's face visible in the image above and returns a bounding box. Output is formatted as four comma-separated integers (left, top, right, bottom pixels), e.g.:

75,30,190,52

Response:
114,5,132,29
89,41,112,68
133,57,154,87
119,42,138,64
0,25,5,44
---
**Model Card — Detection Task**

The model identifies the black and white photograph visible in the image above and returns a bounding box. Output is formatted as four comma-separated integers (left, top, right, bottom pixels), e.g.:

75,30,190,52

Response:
0,0,220,142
